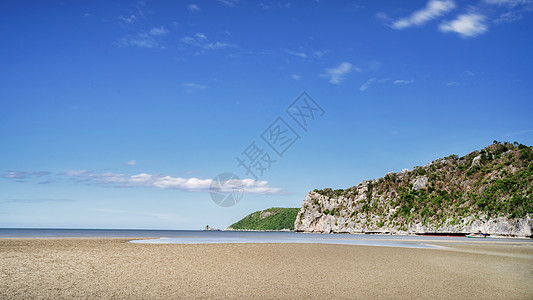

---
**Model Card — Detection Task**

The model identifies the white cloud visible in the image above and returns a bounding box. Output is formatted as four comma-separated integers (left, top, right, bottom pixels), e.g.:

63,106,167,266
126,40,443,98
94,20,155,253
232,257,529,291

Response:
321,62,359,85
149,26,169,36
258,2,291,9
3,171,51,178
393,79,414,84
119,14,137,24
181,33,236,50
486,0,532,24
60,170,285,194
285,49,327,59
188,4,201,11
392,0,456,29
285,49,307,58
313,50,328,58
494,10,524,23
65,170,93,177
359,78,376,91
135,1,147,19
8,169,285,195
183,83,208,92
118,33,163,49
126,160,137,166
4,198,75,204
218,0,238,7
483,0,531,7
358,78,402,91
376,12,391,22
291,74,302,80
505,129,533,136
446,81,461,86
439,14,488,37
129,173,152,183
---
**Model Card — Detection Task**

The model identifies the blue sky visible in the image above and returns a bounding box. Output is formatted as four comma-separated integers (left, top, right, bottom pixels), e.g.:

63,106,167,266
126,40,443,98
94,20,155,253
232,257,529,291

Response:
1,0,532,229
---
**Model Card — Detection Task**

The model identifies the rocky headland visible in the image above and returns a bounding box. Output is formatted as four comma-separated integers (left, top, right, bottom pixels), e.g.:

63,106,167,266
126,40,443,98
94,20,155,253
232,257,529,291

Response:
295,142,533,237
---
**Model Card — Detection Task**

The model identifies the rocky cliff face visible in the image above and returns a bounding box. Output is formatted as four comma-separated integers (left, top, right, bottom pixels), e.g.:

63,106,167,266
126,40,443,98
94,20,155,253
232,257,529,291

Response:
295,142,533,237
295,190,533,237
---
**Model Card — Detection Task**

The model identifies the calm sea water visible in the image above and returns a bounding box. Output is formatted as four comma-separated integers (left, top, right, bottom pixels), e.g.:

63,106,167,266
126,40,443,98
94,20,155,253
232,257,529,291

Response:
0,228,207,238
2,228,532,249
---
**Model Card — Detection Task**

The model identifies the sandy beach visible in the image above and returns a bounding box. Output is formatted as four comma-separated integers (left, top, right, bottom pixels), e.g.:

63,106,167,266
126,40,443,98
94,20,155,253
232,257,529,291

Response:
1,238,532,299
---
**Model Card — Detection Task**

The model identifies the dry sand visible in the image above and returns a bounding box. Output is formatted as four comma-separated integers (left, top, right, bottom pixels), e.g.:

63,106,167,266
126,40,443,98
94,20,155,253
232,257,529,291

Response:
1,238,532,299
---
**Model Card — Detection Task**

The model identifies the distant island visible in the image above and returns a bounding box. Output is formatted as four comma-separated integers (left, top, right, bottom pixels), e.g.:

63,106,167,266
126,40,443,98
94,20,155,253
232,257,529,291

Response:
226,207,299,231
204,225,221,231
295,141,533,237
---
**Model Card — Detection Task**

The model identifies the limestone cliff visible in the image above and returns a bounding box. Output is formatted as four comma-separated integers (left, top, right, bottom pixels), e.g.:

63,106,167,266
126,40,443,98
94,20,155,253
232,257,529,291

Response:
295,142,533,237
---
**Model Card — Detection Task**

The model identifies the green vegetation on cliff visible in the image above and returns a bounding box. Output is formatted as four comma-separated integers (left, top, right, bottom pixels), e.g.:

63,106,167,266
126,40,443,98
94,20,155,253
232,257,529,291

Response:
309,142,533,230
228,207,300,230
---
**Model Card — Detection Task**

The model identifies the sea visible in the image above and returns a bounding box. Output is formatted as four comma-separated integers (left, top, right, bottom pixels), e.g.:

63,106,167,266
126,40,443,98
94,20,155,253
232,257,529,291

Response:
2,228,532,249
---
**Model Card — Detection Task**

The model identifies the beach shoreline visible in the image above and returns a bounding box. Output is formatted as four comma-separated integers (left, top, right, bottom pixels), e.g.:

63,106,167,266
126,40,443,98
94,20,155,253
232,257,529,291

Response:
1,238,532,299
225,228,533,239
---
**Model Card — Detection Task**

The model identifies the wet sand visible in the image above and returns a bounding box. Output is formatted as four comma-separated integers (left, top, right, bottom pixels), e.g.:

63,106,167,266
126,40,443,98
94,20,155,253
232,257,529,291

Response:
1,238,532,299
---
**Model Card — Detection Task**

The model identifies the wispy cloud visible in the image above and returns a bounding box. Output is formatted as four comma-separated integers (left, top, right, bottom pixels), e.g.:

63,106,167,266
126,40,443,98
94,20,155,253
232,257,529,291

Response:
3,171,51,179
149,26,169,36
313,50,328,58
5,169,284,194
505,129,533,136
126,160,137,166
446,81,461,86
488,0,533,24
62,171,285,194
64,170,92,177
291,74,302,80
392,0,456,29
359,78,395,91
387,0,531,37
118,32,164,49
359,78,377,91
181,33,236,50
3,198,75,204
188,4,201,11
393,79,414,84
218,0,239,7
115,2,171,49
483,0,532,7
494,10,524,23
119,14,137,24
284,48,327,60
117,1,149,26
439,14,488,37
38,180,56,185
321,62,359,85
259,2,292,10
183,82,208,92
285,49,307,58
